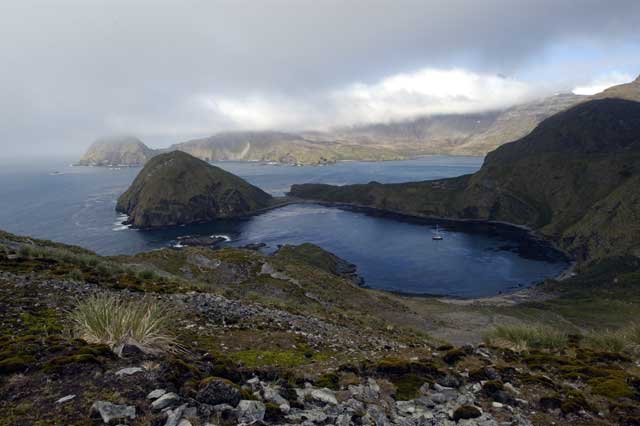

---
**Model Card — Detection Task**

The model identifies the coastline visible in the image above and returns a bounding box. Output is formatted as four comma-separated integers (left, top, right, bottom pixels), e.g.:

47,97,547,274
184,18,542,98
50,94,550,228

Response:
280,197,576,290
115,195,574,304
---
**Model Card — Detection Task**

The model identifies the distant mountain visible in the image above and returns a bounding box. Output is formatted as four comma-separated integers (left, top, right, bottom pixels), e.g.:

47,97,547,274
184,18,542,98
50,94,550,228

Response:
449,93,584,155
291,98,640,263
116,151,273,228
80,75,640,165
170,131,403,165
329,112,501,155
328,76,640,156
75,136,156,166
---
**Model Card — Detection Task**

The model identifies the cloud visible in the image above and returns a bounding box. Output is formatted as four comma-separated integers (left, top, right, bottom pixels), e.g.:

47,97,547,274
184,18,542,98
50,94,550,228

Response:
0,0,639,156
572,72,635,95
197,68,538,130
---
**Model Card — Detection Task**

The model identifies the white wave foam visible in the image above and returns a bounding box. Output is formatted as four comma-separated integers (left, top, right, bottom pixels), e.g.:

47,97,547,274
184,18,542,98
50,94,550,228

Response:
211,234,231,242
112,213,131,231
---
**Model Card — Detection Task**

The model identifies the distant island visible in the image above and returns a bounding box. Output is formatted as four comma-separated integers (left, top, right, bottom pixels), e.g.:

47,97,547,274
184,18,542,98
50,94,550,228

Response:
75,136,155,167
76,75,640,166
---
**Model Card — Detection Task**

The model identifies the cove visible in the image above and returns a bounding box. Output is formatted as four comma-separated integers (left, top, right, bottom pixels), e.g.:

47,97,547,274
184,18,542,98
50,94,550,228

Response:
0,156,568,297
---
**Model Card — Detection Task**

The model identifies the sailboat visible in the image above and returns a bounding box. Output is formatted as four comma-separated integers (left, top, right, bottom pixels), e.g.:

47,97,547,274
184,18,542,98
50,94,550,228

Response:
432,224,444,240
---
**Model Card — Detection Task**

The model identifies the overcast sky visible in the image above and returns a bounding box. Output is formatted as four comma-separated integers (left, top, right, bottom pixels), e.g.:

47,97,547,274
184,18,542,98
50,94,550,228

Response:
1,0,640,157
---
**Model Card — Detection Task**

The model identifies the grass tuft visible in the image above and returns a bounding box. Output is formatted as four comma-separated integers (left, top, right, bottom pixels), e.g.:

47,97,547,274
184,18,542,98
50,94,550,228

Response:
69,293,179,356
485,324,568,351
583,329,627,352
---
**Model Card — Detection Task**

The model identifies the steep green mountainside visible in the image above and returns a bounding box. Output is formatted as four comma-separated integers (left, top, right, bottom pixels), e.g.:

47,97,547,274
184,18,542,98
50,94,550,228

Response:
116,151,273,228
76,136,156,166
291,99,640,262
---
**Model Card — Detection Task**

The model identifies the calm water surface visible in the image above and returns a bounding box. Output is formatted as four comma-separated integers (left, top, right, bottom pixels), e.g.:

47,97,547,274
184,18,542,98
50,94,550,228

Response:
0,156,567,297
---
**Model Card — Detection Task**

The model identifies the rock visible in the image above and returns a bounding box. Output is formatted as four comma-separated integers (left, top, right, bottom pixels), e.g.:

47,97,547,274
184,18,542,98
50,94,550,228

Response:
503,382,520,395
177,420,192,426
396,400,416,415
310,388,338,405
212,403,238,424
491,402,504,408
152,392,181,410
56,394,75,404
437,373,462,388
237,400,266,423
183,406,198,418
115,367,144,377
196,378,241,407
147,389,167,400
90,401,136,424
175,235,227,247
452,405,482,421
287,409,328,423
336,413,352,426
262,384,289,406
120,343,145,357
246,377,260,387
364,405,390,426
164,403,187,426
484,366,501,381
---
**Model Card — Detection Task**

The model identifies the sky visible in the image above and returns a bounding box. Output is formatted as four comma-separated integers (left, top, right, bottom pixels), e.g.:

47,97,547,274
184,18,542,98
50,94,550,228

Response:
1,0,640,157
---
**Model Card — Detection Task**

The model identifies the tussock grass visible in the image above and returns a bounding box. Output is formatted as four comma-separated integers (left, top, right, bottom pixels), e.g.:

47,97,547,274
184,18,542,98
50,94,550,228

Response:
486,322,640,353
583,329,627,352
626,323,640,346
484,324,568,351
69,294,179,356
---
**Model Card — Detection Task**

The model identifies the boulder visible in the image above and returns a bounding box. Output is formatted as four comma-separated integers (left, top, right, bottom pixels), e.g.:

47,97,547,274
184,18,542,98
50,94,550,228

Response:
90,401,136,424
152,392,181,410
237,400,266,423
196,378,241,407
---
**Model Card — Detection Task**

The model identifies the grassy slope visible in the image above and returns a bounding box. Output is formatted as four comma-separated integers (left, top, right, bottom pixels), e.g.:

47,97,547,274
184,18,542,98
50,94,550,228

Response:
3,231,640,426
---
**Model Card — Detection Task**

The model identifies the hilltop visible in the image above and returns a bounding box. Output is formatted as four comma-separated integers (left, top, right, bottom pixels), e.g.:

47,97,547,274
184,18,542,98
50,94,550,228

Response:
116,151,273,228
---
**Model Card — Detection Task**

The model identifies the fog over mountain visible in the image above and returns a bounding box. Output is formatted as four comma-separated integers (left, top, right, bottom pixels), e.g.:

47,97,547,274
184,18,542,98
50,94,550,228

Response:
1,0,640,157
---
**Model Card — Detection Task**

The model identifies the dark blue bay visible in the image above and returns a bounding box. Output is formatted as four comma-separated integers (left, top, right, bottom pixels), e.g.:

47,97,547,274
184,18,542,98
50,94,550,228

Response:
0,156,568,297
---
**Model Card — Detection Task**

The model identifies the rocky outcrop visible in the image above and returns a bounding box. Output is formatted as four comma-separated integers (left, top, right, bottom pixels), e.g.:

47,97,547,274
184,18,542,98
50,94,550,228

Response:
116,151,273,228
273,243,364,285
76,136,156,166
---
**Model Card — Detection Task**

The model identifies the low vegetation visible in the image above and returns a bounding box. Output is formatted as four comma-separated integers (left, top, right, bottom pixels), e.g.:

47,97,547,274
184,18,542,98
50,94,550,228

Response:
485,322,640,354
484,324,568,351
69,293,179,356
